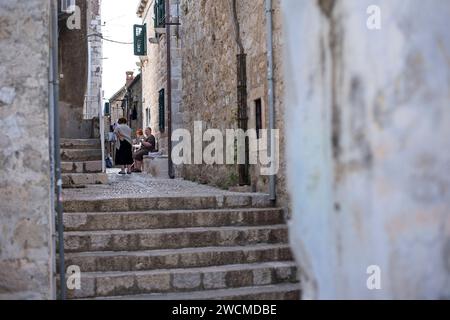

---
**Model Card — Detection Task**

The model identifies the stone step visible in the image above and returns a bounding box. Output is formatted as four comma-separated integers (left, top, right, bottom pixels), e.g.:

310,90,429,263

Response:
66,262,298,299
63,244,293,273
63,225,289,253
62,173,108,187
61,161,103,174
89,283,301,300
60,139,101,150
63,194,273,213
63,208,285,232
61,149,102,162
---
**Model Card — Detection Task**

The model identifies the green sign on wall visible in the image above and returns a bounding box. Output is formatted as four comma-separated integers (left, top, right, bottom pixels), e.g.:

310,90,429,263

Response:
133,24,147,56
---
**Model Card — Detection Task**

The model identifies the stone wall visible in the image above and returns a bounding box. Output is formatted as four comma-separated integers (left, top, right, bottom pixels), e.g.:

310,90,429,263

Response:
283,0,450,299
138,0,183,155
178,0,288,204
84,0,103,120
0,0,54,299
59,0,102,139
128,74,143,134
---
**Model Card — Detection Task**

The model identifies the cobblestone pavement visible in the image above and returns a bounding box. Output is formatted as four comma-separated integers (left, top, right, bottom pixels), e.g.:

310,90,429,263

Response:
62,169,263,201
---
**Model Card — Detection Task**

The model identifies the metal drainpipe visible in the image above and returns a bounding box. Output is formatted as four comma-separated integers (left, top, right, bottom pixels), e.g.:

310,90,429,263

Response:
166,0,175,179
48,7,57,302
51,0,66,300
265,0,276,202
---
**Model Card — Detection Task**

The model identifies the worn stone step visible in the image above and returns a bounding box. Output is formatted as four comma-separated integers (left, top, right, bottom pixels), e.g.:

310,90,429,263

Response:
90,283,301,300
62,173,108,187
61,161,103,174
60,139,101,150
63,244,293,273
63,194,273,213
61,149,102,162
66,261,298,299
63,208,285,232
64,225,289,253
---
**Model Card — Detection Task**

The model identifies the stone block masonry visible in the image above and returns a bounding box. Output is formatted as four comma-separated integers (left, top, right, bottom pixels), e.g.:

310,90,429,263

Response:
0,0,54,299
178,0,289,205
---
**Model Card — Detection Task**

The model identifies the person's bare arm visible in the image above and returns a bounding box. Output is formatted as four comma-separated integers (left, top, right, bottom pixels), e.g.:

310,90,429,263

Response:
142,141,153,148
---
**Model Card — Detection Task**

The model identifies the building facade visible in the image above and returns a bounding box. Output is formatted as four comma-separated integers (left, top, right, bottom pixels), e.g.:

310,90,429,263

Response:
59,0,103,139
108,71,143,134
283,0,450,299
179,0,286,200
126,73,143,134
0,0,54,300
136,0,288,204
137,0,183,155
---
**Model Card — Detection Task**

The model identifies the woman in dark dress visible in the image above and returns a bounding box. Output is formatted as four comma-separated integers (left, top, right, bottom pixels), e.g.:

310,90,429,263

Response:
114,118,134,175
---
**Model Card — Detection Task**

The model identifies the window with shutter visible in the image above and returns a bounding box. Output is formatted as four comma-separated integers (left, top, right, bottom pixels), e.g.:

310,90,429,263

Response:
154,0,166,28
158,89,165,133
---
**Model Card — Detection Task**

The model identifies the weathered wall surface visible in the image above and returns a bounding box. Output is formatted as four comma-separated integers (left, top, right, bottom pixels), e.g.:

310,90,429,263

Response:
59,0,90,138
128,75,143,134
139,0,182,155
84,0,103,119
59,0,102,139
283,0,450,299
179,0,288,203
0,0,54,299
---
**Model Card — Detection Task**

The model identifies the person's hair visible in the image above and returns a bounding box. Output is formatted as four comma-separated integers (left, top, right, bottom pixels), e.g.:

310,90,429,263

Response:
136,129,144,136
118,118,127,125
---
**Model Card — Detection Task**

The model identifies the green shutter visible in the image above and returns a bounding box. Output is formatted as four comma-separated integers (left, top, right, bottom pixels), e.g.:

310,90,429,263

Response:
133,24,147,56
104,102,110,115
154,0,166,28
159,89,165,133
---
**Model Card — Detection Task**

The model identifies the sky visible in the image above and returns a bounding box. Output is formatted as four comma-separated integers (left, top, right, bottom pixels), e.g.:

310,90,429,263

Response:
101,0,141,99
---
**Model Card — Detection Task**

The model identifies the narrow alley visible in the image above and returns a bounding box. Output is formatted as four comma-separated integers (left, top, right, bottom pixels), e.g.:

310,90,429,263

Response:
1,0,450,304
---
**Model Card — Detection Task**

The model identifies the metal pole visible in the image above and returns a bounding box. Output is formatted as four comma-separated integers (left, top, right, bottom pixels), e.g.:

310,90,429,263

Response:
265,0,276,202
48,4,57,301
51,0,66,300
166,0,175,179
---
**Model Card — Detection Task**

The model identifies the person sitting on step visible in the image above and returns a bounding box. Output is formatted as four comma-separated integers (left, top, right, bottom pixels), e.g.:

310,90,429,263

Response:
132,127,157,173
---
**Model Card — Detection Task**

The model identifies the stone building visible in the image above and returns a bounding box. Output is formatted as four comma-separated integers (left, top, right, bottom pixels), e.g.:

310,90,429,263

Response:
179,0,286,201
0,0,54,300
108,71,143,134
136,0,183,155
109,86,127,126
136,0,287,204
0,0,105,299
126,73,143,134
283,0,450,299
59,0,103,139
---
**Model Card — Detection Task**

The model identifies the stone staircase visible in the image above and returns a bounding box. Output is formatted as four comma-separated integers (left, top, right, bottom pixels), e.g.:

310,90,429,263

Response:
61,195,300,300
60,139,108,187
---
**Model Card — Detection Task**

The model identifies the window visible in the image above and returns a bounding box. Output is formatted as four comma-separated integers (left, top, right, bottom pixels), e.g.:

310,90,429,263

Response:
154,0,166,28
255,98,263,139
60,0,76,13
158,89,165,133
133,24,147,56
146,107,151,127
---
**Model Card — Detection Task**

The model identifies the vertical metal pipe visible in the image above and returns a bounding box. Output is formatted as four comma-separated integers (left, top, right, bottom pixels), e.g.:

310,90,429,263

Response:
166,0,175,179
237,53,250,186
51,0,66,300
48,3,57,301
265,0,276,202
